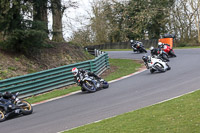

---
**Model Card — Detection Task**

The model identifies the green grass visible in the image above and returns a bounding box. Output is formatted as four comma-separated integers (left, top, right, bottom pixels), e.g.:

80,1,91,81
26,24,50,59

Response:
174,46,200,49
25,59,141,104
64,90,200,133
104,59,141,81
26,86,81,104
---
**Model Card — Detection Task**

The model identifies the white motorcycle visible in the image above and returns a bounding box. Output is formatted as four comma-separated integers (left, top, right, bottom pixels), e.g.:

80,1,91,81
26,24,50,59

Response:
142,55,171,73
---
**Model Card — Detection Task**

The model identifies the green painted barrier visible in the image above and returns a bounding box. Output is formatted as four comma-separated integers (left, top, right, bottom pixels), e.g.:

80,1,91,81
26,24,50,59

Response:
0,53,109,98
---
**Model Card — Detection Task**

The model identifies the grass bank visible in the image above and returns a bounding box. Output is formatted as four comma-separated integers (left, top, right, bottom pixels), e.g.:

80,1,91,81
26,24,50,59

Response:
26,58,142,104
64,89,200,133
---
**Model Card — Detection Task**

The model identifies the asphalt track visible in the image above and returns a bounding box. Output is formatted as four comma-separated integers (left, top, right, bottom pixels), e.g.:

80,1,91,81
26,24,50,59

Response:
1,49,200,133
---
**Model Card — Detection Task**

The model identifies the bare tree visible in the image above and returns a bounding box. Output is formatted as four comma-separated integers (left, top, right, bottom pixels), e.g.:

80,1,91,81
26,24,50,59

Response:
168,0,199,44
190,0,200,43
51,0,77,42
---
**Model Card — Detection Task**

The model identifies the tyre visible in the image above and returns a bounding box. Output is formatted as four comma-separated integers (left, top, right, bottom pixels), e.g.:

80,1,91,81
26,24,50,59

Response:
102,81,109,89
167,64,171,70
82,81,97,92
169,50,176,57
162,54,169,62
81,87,87,92
150,69,155,73
0,109,6,122
19,100,33,115
143,48,147,53
154,63,165,72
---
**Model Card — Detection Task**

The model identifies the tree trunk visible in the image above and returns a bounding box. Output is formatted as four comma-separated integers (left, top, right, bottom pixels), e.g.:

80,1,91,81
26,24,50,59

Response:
33,0,48,30
51,0,64,42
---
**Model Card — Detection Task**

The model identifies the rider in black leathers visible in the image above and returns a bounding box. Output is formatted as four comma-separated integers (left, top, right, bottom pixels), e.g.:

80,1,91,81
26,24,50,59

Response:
0,92,13,99
72,67,102,91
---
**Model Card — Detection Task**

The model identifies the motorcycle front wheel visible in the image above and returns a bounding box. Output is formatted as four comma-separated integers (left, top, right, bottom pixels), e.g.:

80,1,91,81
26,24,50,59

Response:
154,63,165,72
0,109,6,122
82,81,97,92
19,100,33,115
169,50,176,57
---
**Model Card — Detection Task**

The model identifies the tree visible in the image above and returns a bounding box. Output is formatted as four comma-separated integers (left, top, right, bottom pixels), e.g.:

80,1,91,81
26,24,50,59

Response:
0,0,48,53
51,0,64,42
168,0,199,44
33,0,48,30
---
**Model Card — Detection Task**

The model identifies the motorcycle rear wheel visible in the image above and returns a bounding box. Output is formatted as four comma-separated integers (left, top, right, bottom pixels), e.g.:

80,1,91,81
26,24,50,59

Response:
150,69,155,73
19,100,33,115
0,109,6,122
102,81,109,89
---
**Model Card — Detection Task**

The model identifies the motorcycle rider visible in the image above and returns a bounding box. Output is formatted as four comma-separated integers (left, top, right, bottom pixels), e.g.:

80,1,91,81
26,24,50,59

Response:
2,92,13,99
150,46,159,56
158,42,164,49
72,67,102,82
72,67,102,91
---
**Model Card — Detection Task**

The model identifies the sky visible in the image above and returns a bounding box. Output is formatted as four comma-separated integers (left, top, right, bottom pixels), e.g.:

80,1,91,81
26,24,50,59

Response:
62,0,93,40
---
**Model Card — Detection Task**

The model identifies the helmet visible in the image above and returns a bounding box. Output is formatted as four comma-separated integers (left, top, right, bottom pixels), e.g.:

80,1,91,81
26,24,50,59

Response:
150,46,154,51
142,55,148,62
3,91,12,99
158,42,163,46
130,40,134,43
72,67,78,76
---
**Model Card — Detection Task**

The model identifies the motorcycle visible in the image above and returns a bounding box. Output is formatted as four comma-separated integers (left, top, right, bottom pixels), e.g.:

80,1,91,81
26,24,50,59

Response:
131,41,147,53
75,73,109,93
150,47,169,62
160,44,176,57
0,92,33,122
142,55,171,73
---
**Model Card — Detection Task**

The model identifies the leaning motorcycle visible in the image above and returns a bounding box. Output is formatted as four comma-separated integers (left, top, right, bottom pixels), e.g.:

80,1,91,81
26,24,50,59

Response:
75,73,109,93
150,47,169,62
131,41,147,53
160,44,176,57
142,55,171,73
0,92,33,122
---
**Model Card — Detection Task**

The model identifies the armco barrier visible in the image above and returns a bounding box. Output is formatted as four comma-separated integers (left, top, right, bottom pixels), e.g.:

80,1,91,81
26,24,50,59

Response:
0,52,109,98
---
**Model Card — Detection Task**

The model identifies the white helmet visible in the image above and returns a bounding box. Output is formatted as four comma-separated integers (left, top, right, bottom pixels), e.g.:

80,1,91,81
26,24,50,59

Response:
72,67,78,76
150,46,154,50
130,40,134,43
158,42,163,46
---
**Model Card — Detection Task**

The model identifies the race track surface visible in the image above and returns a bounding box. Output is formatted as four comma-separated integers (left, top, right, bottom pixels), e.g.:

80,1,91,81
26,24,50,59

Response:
1,49,200,133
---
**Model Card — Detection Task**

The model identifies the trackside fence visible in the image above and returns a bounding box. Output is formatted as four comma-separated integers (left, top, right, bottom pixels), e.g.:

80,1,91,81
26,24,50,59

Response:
85,39,158,50
0,52,109,98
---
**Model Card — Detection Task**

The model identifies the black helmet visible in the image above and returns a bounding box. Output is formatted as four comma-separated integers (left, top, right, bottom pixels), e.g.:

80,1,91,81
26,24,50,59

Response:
142,55,148,62
3,91,12,99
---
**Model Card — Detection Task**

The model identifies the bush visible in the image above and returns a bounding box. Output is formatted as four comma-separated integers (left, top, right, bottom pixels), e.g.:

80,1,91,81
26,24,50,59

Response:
1,29,47,54
0,20,48,54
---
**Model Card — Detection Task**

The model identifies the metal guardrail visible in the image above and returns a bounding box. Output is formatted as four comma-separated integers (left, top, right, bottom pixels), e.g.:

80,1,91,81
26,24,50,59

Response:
85,47,104,57
0,53,109,98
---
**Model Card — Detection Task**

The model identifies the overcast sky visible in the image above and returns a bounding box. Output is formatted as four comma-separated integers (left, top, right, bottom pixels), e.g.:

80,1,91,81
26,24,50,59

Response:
62,0,93,40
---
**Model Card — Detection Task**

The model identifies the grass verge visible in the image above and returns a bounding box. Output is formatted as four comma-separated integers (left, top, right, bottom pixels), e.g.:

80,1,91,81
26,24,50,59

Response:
104,59,142,81
64,90,200,133
174,46,200,49
25,59,142,104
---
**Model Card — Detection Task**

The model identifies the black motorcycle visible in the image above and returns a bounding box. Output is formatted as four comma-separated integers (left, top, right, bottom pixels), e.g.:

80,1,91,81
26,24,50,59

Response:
131,41,147,53
0,92,33,122
150,47,169,62
75,73,109,93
